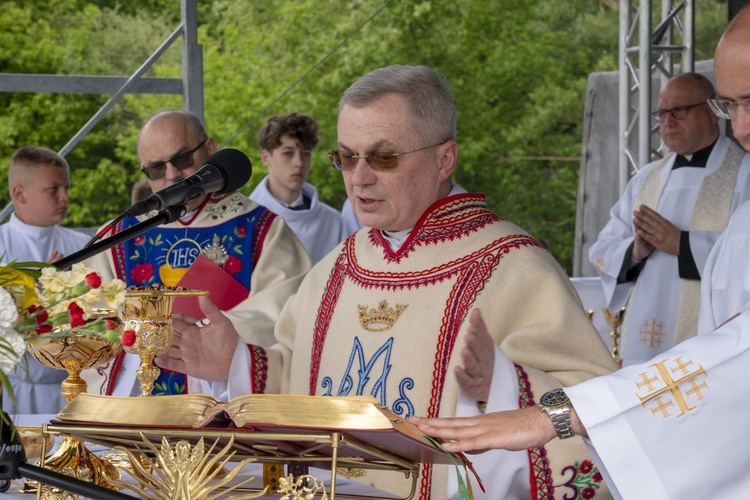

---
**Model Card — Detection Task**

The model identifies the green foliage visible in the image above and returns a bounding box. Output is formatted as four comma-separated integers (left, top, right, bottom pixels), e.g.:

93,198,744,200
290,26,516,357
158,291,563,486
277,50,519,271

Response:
0,0,730,273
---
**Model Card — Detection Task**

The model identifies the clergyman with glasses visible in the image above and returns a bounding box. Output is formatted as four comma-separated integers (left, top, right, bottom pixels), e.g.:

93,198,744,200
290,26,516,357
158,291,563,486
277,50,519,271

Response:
156,65,619,499
83,109,310,397
589,72,750,368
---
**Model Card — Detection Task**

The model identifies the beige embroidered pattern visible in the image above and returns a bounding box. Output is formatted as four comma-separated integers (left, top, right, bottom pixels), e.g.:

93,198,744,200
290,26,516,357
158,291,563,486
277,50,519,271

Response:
640,318,669,348
636,357,707,419
357,300,408,332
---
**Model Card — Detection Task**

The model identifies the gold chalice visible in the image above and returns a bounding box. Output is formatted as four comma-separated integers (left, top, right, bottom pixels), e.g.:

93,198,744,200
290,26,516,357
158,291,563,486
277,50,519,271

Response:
23,308,123,492
121,286,208,397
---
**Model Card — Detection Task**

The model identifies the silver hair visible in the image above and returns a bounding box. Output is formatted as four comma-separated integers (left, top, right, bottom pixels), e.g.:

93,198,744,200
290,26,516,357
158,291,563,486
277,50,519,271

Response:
339,65,457,144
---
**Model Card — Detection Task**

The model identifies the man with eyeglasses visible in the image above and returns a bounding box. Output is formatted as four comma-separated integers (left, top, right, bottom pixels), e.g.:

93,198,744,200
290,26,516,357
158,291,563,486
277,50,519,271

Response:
157,65,618,499
413,6,750,498
588,72,750,367
84,110,310,397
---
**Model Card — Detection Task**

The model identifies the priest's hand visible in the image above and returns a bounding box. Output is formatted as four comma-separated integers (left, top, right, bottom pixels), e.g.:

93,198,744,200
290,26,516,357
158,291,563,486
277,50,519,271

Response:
633,204,681,256
454,308,495,404
410,406,558,453
47,250,64,263
155,295,239,381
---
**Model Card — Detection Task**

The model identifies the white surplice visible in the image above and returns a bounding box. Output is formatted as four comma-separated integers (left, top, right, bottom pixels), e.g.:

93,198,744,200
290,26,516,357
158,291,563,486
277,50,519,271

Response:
698,199,750,333
588,135,750,366
249,178,343,264
567,303,750,499
0,214,90,414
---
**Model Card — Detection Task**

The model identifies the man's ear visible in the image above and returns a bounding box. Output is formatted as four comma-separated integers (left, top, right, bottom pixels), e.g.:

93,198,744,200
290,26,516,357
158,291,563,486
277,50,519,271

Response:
437,140,458,182
11,183,25,204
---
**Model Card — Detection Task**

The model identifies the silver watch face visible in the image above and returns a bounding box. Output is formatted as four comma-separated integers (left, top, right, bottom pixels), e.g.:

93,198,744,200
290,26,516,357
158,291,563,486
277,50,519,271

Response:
540,388,569,408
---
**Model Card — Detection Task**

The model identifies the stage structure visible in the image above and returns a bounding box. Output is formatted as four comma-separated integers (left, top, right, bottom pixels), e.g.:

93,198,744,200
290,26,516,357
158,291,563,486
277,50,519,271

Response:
0,0,203,223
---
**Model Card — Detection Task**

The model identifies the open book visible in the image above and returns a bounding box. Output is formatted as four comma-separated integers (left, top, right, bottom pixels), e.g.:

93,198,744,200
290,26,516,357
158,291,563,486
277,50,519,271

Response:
56,393,472,469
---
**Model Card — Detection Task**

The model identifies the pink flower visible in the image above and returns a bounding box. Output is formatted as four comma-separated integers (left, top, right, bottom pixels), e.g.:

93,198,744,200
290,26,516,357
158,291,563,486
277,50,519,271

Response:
105,319,118,330
68,302,86,328
85,272,102,289
134,236,145,245
130,263,154,284
223,255,242,274
122,330,136,347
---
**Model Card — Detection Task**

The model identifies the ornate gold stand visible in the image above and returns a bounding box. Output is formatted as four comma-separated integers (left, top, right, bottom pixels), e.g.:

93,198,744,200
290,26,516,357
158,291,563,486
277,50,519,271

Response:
120,287,208,397
22,309,123,494
602,306,626,367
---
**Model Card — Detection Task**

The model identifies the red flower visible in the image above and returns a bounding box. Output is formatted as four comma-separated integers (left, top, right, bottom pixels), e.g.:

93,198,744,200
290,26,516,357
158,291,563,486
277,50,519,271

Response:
223,255,242,274
105,319,118,330
134,236,146,245
36,324,53,334
28,305,49,325
122,330,136,347
236,226,247,237
579,460,593,474
582,487,596,499
85,272,102,289
68,302,86,328
593,472,603,483
130,263,154,284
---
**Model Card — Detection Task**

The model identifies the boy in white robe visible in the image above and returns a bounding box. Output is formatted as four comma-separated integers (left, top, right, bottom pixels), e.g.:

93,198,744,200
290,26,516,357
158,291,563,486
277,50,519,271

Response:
0,146,90,413
249,113,343,264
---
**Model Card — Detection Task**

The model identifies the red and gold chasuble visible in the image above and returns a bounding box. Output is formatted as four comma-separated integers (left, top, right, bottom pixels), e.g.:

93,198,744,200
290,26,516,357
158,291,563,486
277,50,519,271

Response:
257,194,617,499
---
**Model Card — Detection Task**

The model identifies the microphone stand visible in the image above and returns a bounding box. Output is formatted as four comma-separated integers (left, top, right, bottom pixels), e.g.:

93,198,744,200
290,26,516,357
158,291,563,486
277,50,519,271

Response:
54,204,186,271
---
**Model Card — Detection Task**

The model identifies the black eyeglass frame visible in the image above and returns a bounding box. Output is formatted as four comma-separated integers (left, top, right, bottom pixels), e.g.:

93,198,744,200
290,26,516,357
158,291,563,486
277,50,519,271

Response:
651,101,708,122
140,139,208,180
327,142,446,172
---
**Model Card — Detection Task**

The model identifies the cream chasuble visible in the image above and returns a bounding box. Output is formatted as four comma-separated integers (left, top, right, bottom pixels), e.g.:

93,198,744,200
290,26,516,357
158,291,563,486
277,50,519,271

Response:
589,135,750,366
245,194,618,499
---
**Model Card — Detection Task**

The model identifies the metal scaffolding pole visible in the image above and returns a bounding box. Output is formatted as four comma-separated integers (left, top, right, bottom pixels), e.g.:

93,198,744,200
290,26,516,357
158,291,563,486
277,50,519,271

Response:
618,0,695,194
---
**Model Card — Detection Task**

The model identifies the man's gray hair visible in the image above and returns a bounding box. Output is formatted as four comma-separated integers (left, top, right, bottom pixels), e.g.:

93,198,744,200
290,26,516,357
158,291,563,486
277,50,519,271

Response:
339,65,457,144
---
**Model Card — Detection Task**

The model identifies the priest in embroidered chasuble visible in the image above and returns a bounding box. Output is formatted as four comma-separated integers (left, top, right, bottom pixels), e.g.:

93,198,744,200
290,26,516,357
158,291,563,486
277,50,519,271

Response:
162,66,620,499
82,110,311,397
589,73,750,367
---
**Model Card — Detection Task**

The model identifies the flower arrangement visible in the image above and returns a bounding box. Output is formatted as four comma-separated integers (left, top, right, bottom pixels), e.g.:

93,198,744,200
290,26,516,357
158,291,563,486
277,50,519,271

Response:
0,261,127,404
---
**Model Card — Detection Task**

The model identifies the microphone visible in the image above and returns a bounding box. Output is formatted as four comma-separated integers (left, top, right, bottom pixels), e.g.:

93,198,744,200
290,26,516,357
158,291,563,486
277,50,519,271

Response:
124,148,252,217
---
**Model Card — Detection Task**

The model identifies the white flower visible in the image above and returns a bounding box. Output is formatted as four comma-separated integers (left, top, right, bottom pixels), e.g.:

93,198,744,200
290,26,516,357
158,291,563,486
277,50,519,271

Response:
0,286,19,328
0,325,25,375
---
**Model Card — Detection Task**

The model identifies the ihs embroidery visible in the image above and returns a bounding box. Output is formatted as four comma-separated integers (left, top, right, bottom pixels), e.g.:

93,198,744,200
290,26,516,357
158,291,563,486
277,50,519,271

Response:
357,300,408,332
636,357,707,419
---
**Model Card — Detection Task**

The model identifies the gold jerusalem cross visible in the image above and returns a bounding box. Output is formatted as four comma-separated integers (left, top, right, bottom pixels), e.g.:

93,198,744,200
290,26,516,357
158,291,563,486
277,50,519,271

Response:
636,357,707,419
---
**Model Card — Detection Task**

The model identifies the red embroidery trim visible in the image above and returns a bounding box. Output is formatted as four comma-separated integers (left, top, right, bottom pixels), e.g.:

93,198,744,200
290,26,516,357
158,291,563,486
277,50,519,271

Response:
249,344,268,394
252,208,277,268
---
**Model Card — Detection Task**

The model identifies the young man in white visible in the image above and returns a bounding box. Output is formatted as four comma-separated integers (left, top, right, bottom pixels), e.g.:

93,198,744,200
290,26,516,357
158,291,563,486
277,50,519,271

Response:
0,146,90,413
249,113,343,264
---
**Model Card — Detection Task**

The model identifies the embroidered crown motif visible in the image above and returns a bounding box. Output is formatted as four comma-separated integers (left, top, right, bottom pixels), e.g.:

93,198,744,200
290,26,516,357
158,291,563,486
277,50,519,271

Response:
358,300,408,332
202,234,228,265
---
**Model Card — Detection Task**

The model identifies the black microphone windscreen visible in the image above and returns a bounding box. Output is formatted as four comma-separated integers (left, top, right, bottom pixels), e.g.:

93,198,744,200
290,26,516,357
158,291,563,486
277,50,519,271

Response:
204,148,252,194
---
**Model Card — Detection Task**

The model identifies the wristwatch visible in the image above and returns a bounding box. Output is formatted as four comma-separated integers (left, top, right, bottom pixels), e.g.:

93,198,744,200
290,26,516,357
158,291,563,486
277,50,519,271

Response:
538,388,574,439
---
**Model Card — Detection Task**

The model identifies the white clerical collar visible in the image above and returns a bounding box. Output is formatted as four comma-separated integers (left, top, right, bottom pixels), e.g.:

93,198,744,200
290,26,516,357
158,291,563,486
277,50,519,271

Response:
9,213,56,237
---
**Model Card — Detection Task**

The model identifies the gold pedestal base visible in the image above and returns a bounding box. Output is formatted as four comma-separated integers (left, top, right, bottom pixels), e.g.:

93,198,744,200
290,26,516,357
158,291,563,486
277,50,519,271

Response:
19,437,120,495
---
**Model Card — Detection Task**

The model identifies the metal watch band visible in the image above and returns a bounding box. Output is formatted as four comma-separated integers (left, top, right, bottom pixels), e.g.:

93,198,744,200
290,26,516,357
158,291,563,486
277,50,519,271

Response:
547,406,574,439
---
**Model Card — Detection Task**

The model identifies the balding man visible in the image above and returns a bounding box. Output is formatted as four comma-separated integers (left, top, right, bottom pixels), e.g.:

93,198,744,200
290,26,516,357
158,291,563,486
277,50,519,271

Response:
589,72,750,366
84,110,310,397
415,7,750,498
